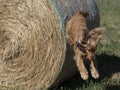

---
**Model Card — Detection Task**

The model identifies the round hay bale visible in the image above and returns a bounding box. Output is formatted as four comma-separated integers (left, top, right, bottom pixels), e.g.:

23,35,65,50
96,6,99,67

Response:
0,0,66,89
0,0,100,89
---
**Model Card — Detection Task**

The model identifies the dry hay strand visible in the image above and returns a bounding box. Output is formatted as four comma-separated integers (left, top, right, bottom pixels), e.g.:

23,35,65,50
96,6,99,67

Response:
0,0,66,89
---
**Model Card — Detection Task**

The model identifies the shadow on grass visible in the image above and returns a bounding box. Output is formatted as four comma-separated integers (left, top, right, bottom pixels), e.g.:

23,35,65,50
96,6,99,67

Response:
97,54,120,80
51,54,120,90
97,54,120,90
106,85,120,90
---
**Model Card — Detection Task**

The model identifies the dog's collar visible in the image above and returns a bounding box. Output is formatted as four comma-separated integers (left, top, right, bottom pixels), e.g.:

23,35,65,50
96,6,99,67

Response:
76,42,86,53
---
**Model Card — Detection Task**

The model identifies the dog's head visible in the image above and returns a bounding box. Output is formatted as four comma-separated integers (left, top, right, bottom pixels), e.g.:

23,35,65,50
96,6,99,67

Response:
86,27,103,60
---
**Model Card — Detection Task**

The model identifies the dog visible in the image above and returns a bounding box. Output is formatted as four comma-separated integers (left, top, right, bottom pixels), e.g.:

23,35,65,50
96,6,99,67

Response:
66,11,102,80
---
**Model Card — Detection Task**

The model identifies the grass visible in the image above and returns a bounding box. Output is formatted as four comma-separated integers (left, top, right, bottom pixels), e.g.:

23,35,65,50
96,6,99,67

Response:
52,0,120,90
96,0,120,56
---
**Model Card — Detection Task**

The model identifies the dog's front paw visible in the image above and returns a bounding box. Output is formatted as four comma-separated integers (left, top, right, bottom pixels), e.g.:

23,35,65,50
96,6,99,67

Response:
91,69,99,79
80,69,89,80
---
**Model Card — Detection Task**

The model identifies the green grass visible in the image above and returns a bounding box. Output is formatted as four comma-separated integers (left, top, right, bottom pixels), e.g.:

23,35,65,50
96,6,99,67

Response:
96,0,120,56
53,0,120,90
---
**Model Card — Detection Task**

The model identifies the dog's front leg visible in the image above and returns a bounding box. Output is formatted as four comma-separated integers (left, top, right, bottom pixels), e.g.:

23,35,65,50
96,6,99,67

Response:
89,55,99,79
74,48,88,80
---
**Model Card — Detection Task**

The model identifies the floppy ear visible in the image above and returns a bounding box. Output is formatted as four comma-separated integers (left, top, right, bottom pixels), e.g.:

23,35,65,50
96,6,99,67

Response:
87,27,103,47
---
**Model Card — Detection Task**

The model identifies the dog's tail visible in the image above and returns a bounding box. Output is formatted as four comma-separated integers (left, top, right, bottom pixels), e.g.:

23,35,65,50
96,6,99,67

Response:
78,11,89,17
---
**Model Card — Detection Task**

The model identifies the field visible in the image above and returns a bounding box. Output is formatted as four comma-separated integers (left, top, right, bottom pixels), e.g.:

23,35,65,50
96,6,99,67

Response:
54,0,120,90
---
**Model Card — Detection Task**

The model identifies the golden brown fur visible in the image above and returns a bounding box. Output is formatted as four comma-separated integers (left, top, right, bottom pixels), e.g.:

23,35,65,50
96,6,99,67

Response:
66,11,102,80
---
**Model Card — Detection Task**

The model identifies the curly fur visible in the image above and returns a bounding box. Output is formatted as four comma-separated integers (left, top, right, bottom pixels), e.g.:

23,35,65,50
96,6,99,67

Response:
66,11,102,80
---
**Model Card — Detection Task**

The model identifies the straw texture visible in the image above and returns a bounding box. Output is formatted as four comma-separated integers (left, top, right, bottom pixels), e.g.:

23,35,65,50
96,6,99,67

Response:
0,0,66,89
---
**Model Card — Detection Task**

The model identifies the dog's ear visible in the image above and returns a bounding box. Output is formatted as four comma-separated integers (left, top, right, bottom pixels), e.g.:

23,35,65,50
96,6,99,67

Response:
78,11,89,17
87,27,103,47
